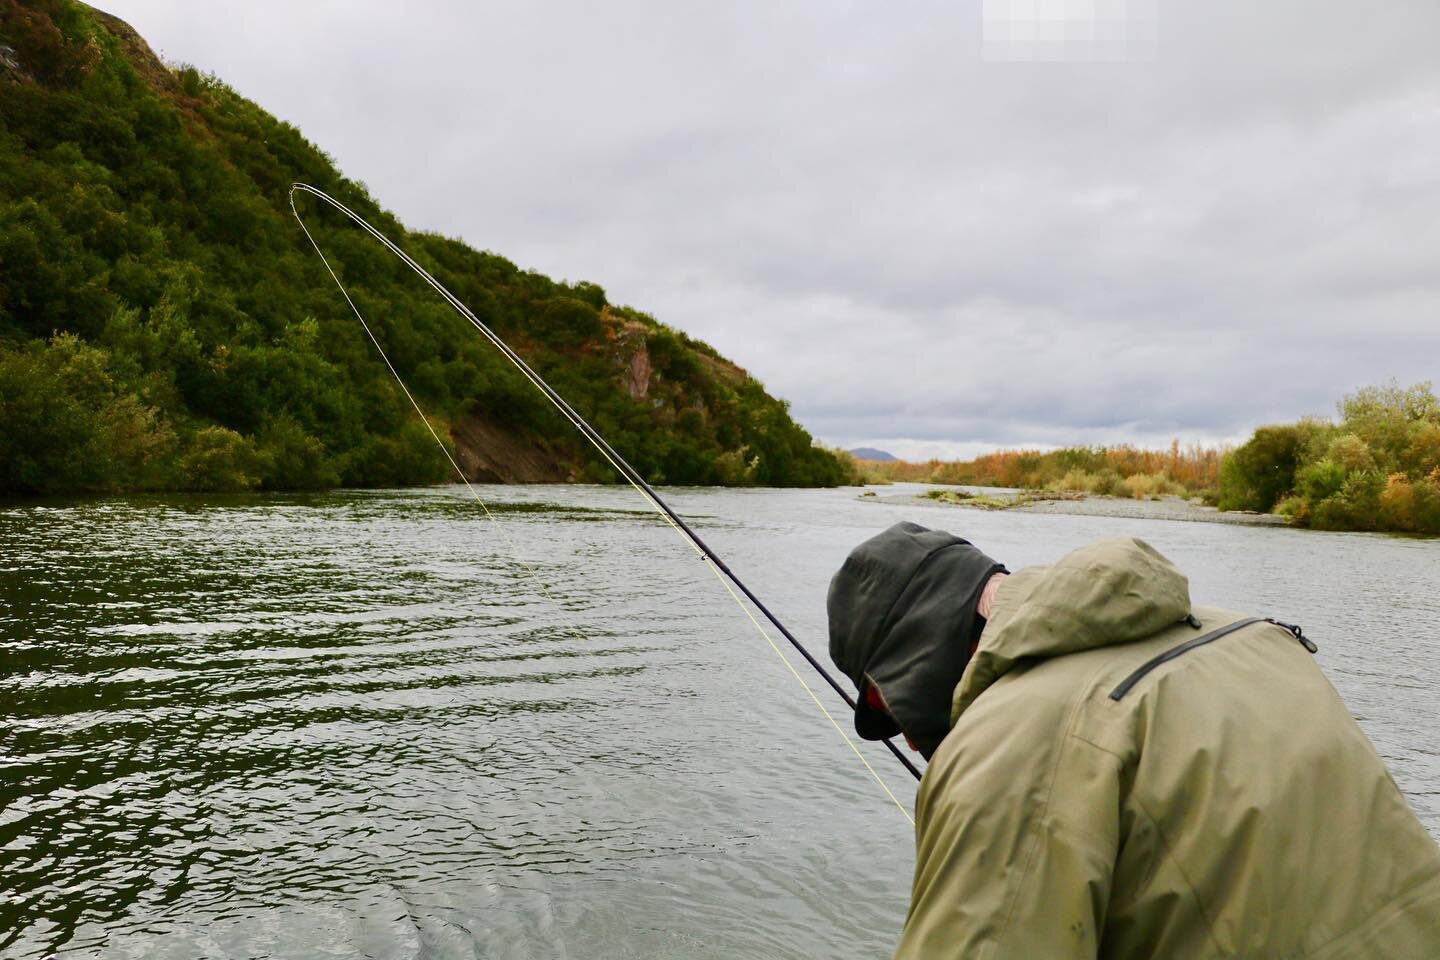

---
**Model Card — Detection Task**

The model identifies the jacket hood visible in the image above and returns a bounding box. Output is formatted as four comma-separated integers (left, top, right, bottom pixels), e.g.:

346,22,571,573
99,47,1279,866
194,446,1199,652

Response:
950,537,1191,726
828,521,1005,759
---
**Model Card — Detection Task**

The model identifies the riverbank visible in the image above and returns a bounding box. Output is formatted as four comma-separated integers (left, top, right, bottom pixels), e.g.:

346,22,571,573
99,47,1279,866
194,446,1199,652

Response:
861,488,1289,527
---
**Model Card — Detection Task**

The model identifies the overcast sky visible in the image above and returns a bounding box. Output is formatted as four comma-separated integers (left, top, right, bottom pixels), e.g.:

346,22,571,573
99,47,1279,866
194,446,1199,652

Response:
104,1,1440,459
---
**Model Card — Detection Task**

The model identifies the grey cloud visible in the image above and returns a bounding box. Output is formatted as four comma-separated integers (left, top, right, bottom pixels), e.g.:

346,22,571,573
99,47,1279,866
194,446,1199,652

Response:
106,0,1440,457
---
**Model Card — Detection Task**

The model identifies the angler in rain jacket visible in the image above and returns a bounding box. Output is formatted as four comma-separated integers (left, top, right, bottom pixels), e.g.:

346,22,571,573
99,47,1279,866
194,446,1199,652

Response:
828,523,1440,959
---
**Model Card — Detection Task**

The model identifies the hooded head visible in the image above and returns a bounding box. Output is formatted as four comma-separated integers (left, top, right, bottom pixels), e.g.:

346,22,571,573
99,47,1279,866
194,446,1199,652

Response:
827,521,1005,759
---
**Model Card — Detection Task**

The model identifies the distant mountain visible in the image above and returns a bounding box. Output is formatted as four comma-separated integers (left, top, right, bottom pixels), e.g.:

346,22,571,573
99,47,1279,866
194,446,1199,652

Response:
0,0,850,494
849,447,898,462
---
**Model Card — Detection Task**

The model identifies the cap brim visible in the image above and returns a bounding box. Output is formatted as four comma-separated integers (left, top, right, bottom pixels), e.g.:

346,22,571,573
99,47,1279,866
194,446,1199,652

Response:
854,706,902,741
853,682,903,741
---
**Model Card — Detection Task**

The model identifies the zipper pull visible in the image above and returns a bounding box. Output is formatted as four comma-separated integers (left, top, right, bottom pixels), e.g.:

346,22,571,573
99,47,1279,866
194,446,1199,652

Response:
1265,618,1318,654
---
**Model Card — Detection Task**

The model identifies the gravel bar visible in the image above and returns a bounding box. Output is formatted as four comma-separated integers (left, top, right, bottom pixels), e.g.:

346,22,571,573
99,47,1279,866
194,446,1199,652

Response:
863,491,1290,527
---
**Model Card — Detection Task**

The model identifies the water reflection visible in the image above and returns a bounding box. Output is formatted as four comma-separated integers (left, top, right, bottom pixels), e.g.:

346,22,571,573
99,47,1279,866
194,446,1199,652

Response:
1,485,1436,958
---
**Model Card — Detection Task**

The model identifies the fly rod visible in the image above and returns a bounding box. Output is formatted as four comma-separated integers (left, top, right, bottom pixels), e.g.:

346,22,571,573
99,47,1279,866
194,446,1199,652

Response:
290,183,924,791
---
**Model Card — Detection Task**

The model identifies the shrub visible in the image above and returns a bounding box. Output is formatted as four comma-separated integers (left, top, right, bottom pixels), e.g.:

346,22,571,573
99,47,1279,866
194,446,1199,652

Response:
1404,422,1440,478
1122,472,1185,499
1085,469,1128,497
1047,469,1089,494
343,417,452,487
714,446,759,486
1274,495,1310,523
1216,425,1303,512
0,334,178,494
97,392,178,489
256,416,339,490
1045,468,1127,496
1380,473,1417,532
1296,459,1345,503
0,339,97,493
1413,474,1440,534
180,426,261,491
1326,434,1375,473
821,446,865,486
1309,470,1384,531
1339,380,1438,466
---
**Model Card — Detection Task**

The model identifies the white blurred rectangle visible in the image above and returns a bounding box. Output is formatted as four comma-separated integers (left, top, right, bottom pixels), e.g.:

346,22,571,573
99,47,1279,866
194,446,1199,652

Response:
982,0,1157,62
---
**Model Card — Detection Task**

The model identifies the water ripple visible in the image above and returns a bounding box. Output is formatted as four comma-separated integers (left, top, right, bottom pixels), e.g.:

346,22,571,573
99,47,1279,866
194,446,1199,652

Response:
2,485,1436,958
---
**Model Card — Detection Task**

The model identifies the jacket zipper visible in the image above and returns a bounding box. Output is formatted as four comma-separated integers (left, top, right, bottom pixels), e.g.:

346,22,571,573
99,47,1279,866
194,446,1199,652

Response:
1109,617,1317,701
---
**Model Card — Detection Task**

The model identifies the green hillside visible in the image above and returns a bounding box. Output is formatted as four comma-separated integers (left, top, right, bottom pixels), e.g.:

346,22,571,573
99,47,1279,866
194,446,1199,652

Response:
0,0,850,495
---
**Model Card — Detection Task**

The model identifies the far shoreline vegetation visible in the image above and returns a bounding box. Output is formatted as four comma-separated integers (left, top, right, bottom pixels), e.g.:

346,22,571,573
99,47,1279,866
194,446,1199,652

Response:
843,381,1440,537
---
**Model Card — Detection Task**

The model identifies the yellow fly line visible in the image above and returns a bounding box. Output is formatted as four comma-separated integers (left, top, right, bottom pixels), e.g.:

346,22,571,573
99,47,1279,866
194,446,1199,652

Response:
290,184,915,825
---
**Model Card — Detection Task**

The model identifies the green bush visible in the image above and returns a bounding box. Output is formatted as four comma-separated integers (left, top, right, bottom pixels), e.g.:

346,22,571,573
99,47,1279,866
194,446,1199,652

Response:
713,446,759,486
1121,472,1186,499
1216,425,1304,512
344,417,453,487
1296,459,1345,503
0,334,178,493
1403,422,1440,477
1339,381,1438,466
180,426,261,491
1326,434,1375,473
256,416,339,490
1221,382,1440,533
96,392,178,488
1274,495,1309,523
1416,476,1440,533
0,339,98,493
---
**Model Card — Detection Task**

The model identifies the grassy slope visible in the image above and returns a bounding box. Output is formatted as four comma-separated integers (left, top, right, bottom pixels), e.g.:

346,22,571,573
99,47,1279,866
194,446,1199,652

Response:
0,0,850,494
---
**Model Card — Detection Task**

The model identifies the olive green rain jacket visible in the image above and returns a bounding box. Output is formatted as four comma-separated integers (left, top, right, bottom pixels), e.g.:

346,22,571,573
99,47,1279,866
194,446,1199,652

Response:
897,538,1440,959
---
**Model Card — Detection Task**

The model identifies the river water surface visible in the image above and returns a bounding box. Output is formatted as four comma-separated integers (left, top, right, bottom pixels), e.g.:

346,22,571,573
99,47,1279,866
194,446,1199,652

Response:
2,483,1438,958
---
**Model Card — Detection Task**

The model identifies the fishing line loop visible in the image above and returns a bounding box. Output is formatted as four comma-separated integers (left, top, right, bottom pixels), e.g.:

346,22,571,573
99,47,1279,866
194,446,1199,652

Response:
290,183,918,823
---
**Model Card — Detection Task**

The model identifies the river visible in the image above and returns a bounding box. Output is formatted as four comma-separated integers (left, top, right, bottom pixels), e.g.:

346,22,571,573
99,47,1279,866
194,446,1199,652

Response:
2,483,1437,958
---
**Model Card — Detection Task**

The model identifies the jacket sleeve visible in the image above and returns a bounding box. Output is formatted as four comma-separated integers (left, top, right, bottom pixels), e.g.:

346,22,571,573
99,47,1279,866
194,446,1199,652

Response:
893,695,1121,960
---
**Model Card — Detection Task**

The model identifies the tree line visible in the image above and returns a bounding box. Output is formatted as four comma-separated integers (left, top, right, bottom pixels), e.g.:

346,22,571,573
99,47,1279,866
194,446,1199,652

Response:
854,442,1222,500
854,381,1440,535
0,0,849,497
1217,382,1440,534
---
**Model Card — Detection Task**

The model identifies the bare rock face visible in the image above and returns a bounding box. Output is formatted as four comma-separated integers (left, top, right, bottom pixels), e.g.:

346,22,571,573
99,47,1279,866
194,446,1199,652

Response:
627,345,651,401
615,319,651,401
449,414,574,483
0,4,36,84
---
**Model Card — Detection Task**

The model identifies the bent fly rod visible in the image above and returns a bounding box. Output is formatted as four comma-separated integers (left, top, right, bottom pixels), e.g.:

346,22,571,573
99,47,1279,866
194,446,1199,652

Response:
290,183,922,815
